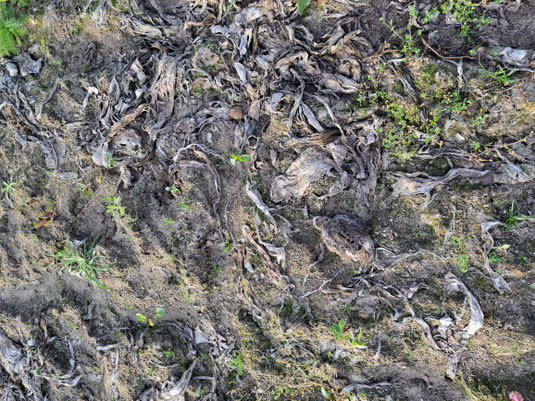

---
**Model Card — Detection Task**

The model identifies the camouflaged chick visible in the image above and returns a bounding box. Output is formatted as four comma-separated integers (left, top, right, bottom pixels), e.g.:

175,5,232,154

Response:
313,214,374,265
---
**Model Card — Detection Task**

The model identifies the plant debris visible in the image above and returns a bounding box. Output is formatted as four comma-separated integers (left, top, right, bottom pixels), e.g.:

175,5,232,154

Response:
0,0,534,399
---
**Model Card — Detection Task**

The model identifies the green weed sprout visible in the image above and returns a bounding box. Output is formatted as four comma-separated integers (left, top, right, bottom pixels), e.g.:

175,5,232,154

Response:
1,179,16,194
450,236,469,272
136,307,165,327
165,185,191,209
330,319,345,339
220,239,233,252
178,198,191,210
56,237,108,287
229,152,251,166
349,328,367,349
163,217,175,225
228,351,244,378
209,261,222,276
161,349,175,358
103,196,125,219
165,184,179,195
331,319,367,349
105,153,117,168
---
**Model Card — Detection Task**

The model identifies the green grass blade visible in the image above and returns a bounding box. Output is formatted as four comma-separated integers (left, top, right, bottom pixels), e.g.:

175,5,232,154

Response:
297,0,311,15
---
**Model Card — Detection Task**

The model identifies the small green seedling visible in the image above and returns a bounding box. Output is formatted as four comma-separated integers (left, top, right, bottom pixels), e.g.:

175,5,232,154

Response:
488,244,510,263
178,198,191,210
488,252,502,263
126,214,138,229
342,304,353,314
136,307,165,327
349,328,367,349
450,236,469,272
163,217,175,225
220,239,233,252
331,319,367,349
165,184,179,195
472,112,488,126
455,254,469,272
105,152,117,168
272,387,285,400
209,262,221,276
229,152,251,166
320,387,333,400
228,351,244,378
103,196,125,219
330,319,346,339
77,183,94,199
161,349,175,358
1,179,16,194
165,185,191,209
379,17,421,57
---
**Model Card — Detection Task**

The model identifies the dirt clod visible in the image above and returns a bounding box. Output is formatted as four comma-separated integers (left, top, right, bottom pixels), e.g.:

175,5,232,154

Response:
229,106,243,120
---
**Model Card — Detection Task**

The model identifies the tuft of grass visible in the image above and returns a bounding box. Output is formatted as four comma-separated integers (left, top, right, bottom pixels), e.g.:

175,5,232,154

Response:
480,64,518,86
504,202,534,231
55,237,109,287
0,2,27,57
